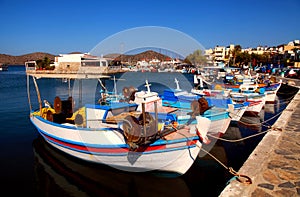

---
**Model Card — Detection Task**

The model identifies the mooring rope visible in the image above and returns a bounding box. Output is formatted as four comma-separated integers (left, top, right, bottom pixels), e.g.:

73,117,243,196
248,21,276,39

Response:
228,108,284,128
207,130,270,142
196,104,287,143
174,126,252,185
201,147,252,184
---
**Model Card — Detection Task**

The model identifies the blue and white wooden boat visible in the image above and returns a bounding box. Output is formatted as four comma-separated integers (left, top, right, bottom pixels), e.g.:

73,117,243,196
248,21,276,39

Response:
159,79,232,138
26,71,203,175
230,91,265,116
161,78,248,123
264,81,281,103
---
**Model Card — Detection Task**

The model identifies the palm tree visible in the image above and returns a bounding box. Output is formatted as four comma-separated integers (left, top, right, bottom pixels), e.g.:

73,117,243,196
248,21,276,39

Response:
293,47,300,62
231,45,242,67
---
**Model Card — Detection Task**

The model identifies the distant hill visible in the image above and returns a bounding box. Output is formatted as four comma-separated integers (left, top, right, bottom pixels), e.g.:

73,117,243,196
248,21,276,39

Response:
0,50,174,65
114,50,172,62
103,53,121,59
0,52,55,65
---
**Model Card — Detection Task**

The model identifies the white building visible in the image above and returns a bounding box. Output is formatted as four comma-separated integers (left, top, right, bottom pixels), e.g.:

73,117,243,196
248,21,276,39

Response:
52,53,108,72
205,44,234,66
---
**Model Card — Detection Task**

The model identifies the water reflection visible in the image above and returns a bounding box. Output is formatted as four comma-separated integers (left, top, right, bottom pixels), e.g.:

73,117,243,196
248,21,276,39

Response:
33,137,191,197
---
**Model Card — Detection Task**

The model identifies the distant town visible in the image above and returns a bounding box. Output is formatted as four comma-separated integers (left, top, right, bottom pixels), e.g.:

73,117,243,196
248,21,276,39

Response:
2,39,300,74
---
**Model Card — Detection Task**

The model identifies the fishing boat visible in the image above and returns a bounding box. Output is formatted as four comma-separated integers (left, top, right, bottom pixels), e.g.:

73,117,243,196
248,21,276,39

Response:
263,80,282,103
223,74,266,116
230,91,265,116
236,74,281,104
160,78,232,138
0,63,8,71
192,74,232,97
160,78,202,109
26,68,206,175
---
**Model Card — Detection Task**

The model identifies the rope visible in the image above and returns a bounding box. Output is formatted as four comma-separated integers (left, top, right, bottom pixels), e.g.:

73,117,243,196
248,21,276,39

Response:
228,108,284,128
201,147,252,185
173,129,252,185
207,130,269,142
207,119,284,143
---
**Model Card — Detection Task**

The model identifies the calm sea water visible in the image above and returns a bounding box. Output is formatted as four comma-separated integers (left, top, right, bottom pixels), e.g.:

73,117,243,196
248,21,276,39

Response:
0,66,292,196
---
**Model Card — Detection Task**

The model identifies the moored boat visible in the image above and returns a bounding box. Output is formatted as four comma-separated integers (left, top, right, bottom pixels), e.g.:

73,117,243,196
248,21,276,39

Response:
26,69,204,175
159,79,232,139
231,92,265,116
263,81,282,103
0,63,8,71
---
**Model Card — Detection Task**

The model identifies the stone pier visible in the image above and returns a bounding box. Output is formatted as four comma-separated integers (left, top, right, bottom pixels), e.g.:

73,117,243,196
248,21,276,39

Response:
220,82,300,196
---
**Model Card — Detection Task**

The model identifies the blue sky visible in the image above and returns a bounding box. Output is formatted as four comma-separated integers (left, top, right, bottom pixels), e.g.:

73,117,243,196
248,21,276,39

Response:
1,0,300,56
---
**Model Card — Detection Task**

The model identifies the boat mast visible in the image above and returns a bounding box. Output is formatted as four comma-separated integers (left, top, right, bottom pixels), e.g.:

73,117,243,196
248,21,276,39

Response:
174,78,181,90
32,76,42,115
68,78,71,97
26,75,32,112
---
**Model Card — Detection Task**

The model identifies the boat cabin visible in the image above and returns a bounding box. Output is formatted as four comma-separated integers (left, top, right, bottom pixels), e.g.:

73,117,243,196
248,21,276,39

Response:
25,61,37,71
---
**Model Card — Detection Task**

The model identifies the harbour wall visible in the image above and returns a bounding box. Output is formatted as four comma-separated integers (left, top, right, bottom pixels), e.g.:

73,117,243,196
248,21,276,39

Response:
220,79,300,196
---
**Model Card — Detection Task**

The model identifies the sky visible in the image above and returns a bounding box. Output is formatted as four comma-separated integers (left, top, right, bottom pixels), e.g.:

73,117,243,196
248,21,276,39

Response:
1,0,300,56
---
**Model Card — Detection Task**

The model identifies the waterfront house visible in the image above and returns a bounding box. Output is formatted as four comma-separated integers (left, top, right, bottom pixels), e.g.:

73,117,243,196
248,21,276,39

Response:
52,53,109,73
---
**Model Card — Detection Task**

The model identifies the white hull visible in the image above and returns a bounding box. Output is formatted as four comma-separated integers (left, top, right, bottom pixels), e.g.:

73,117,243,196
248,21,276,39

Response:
246,98,265,115
31,115,201,174
230,106,248,121
231,92,265,115
49,140,200,174
265,92,277,103
191,88,231,97
208,118,231,135
264,82,281,103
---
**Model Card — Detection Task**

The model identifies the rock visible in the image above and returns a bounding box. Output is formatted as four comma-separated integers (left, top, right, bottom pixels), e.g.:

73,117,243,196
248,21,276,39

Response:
263,170,281,184
251,188,273,197
273,189,296,197
278,181,295,188
268,160,288,169
258,183,274,190
275,168,300,180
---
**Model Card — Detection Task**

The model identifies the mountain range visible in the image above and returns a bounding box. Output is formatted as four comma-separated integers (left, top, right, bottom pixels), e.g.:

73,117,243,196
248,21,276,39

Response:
0,52,55,65
113,50,172,62
0,50,173,65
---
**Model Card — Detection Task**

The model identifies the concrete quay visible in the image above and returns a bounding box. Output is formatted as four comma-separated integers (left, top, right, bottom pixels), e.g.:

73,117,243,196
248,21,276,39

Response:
220,85,300,197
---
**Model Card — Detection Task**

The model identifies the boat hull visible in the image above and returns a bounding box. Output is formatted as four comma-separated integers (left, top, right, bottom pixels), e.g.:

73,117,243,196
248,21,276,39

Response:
31,115,201,175
230,105,248,122
264,83,281,103
245,99,265,115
